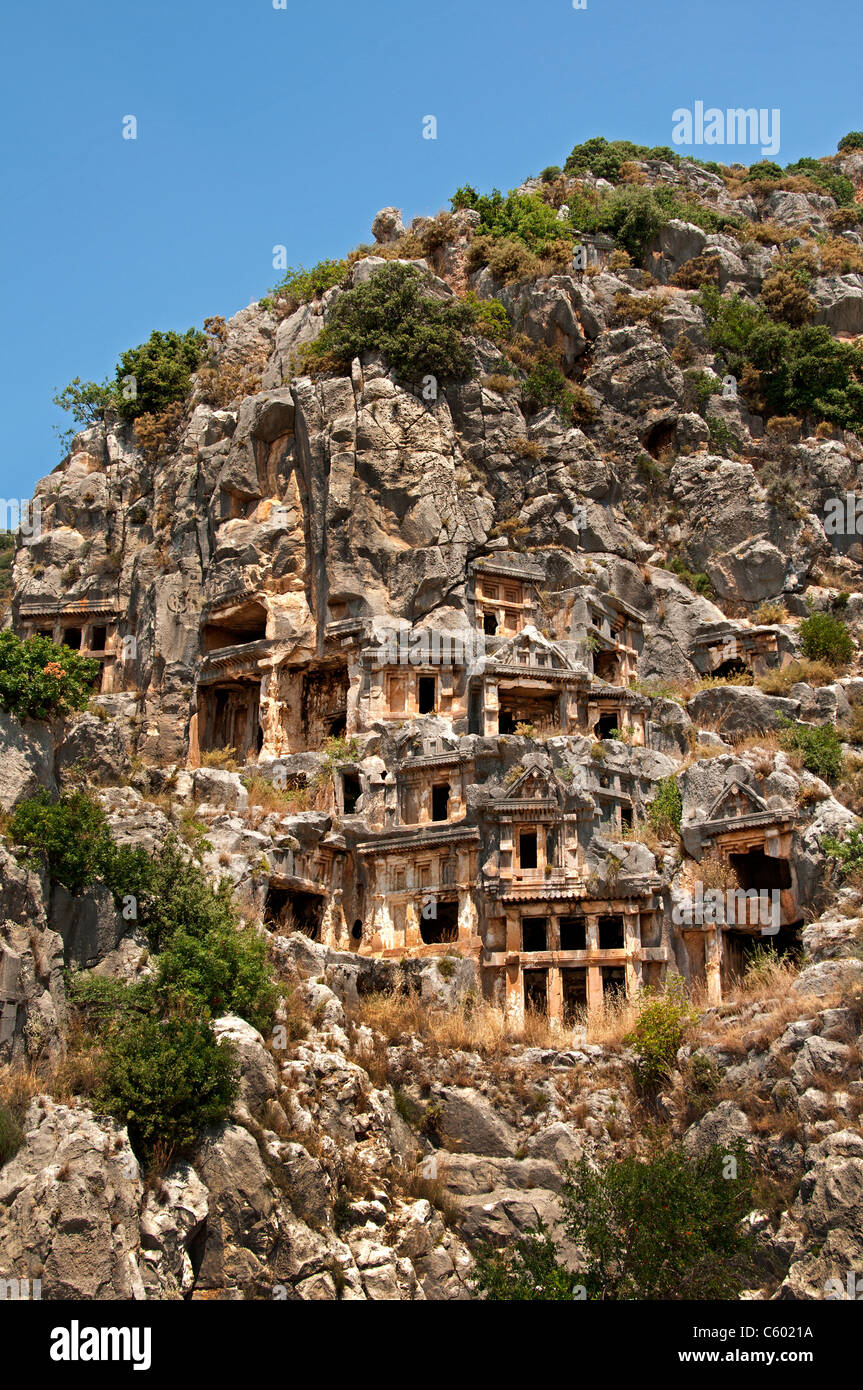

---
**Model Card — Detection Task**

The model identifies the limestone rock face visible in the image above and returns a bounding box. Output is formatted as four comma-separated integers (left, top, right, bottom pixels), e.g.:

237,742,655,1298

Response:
0,712,55,811
0,1100,145,1300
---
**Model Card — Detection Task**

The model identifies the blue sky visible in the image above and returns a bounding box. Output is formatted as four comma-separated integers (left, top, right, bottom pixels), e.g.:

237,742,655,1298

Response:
1,0,860,503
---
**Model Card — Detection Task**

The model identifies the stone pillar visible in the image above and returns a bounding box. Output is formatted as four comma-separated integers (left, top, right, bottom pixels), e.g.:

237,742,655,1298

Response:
585,914,602,1010
505,957,524,1025
457,889,477,945
547,965,562,1029
705,926,722,1004
587,965,603,1012
624,911,642,996
404,899,421,948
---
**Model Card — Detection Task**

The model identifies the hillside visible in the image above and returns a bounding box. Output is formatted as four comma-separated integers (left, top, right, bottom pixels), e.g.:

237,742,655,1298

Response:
2,134,863,1302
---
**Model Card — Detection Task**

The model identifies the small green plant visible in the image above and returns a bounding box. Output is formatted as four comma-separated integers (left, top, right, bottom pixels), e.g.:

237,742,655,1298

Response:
0,631,100,721
262,258,347,312
475,1141,757,1301
624,976,696,1089
646,776,682,839
778,717,844,782
799,610,854,667
822,824,863,878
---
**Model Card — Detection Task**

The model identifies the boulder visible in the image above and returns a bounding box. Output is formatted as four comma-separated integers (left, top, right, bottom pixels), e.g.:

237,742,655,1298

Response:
436,1087,519,1157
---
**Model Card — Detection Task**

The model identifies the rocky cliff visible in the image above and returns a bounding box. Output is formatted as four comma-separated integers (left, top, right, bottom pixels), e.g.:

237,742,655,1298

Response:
2,137,863,1300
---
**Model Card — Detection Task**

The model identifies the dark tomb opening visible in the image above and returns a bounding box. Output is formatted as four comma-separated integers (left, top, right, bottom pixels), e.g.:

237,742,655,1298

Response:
562,967,588,1023
521,917,548,952
524,969,548,1015
730,849,792,893
432,783,450,822
559,916,587,951
597,711,619,739
598,915,625,950
519,830,538,870
264,884,324,940
602,965,625,998
418,676,437,714
342,773,361,815
420,897,459,945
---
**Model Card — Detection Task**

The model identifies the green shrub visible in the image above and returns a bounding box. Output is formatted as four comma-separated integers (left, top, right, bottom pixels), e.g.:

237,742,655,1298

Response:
0,1101,24,1168
646,776,682,839
155,922,277,1032
473,1220,582,1300
263,259,347,312
698,289,863,432
624,975,695,1088
455,187,572,256
106,835,236,952
778,718,844,781
7,790,115,895
564,137,679,183
114,328,206,422
476,1142,757,1300
839,132,863,152
822,824,863,876
461,292,510,343
99,1010,236,1158
466,234,542,283
799,610,854,666
0,631,100,721
302,262,476,383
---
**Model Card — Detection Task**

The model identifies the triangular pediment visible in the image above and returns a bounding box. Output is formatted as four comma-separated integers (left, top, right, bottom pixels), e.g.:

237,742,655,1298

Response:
705,779,769,823
490,626,573,671
505,763,564,803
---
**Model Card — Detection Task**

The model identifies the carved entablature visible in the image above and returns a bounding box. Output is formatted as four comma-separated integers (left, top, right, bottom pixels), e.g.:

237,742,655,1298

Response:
682,779,798,860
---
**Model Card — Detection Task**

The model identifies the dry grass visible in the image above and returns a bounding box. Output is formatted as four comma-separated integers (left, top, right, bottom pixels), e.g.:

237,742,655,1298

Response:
245,775,312,815
199,746,240,771
353,988,645,1056
755,601,789,625
756,659,835,695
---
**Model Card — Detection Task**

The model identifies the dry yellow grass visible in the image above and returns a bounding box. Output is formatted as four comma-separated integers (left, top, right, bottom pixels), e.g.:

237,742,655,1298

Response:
756,660,835,695
353,988,647,1056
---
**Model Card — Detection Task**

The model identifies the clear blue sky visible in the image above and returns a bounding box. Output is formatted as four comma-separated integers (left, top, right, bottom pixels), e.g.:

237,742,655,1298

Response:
1,0,860,503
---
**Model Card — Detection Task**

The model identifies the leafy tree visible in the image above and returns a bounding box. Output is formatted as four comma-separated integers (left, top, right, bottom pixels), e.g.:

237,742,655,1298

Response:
476,1143,758,1300
99,1010,236,1158
838,132,863,152
52,377,117,431
114,328,206,421
0,631,100,721
564,137,679,182
303,262,477,383
7,790,115,895
799,610,854,666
